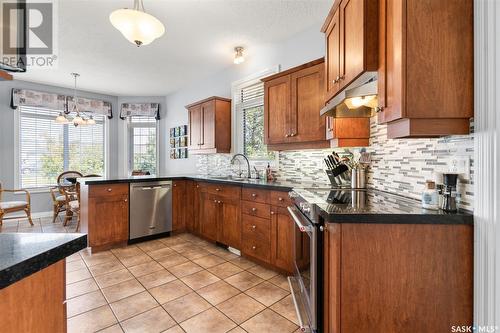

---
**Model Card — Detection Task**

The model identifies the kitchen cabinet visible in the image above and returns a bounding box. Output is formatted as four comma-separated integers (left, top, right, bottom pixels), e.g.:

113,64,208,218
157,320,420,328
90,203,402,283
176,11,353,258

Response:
80,183,129,251
323,223,473,332
377,0,473,138
172,180,186,232
325,116,370,147
322,0,378,103
200,192,219,242
270,206,294,272
262,59,330,151
185,181,200,234
186,97,231,154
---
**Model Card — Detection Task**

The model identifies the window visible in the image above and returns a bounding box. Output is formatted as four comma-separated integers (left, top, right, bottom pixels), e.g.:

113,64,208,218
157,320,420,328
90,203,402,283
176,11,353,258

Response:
18,106,106,188
238,82,275,160
128,116,158,174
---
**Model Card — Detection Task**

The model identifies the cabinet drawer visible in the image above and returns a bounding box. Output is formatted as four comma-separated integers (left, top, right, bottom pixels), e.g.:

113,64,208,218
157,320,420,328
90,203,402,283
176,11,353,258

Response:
241,201,271,219
241,188,270,204
242,214,270,242
89,184,129,198
270,191,292,207
199,182,241,198
242,237,271,263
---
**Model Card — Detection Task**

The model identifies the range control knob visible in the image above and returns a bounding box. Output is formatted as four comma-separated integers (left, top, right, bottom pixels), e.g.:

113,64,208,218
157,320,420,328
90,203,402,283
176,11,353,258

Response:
299,202,311,214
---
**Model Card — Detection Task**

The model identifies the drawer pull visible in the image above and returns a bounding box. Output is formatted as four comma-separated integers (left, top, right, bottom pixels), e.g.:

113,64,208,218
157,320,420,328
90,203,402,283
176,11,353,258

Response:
216,188,220,191
251,193,257,197
252,225,256,229
270,211,274,215
252,246,256,250
278,197,284,201
107,188,112,192
214,199,217,203
124,198,128,202
252,207,257,212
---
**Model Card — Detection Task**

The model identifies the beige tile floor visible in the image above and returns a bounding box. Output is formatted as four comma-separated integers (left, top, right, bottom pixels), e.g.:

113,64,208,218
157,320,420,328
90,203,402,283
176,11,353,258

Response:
1,215,299,333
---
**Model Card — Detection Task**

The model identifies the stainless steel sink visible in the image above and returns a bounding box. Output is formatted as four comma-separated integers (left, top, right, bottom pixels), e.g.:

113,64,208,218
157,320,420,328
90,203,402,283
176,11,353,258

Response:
209,175,248,181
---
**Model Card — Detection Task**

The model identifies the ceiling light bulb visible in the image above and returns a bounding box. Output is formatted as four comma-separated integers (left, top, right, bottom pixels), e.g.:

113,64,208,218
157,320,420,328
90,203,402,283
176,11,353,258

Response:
73,114,84,126
55,112,69,124
234,46,245,64
110,0,165,47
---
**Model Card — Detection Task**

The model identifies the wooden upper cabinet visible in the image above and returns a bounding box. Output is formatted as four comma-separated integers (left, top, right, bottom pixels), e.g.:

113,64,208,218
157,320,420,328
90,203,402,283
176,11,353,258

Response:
262,59,329,151
377,0,473,138
186,97,231,154
326,117,371,147
322,0,378,104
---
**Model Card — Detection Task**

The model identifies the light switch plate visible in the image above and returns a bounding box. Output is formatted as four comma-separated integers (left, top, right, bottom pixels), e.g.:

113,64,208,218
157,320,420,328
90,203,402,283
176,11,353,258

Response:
447,156,470,179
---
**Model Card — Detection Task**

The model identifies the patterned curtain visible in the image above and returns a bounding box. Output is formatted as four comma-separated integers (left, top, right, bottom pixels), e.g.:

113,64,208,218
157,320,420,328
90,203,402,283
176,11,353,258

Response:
67,96,113,119
10,88,67,111
11,88,113,119
119,103,160,120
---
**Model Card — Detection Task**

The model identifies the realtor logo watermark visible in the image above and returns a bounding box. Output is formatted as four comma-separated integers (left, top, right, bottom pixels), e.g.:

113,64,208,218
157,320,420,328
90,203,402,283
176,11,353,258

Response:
451,326,499,332
1,0,58,69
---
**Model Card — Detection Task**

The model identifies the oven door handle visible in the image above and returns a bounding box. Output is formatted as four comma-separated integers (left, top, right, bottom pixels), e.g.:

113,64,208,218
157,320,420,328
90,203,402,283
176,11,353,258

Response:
287,206,313,233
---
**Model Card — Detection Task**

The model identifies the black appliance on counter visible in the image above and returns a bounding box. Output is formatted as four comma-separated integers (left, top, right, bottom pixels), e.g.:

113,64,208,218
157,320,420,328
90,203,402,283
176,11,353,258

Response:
287,188,359,332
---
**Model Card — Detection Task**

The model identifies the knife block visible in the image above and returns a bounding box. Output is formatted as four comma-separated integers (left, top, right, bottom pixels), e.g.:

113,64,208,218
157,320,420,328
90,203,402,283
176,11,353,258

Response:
326,169,351,188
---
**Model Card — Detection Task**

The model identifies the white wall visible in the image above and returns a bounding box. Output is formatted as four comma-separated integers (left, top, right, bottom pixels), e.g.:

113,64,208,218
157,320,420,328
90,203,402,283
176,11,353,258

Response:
161,24,326,175
0,80,119,213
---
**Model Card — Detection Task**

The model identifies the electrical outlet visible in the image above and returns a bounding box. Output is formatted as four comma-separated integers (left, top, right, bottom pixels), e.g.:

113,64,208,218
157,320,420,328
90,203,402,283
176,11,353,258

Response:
447,156,470,179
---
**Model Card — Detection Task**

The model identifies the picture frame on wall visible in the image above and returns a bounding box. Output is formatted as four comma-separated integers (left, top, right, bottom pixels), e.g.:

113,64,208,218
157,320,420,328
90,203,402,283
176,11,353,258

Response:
169,124,188,159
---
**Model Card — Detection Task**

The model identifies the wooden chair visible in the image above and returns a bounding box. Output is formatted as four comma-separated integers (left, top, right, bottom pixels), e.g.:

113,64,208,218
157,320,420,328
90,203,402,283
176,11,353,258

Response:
54,171,82,224
0,182,33,226
62,183,81,231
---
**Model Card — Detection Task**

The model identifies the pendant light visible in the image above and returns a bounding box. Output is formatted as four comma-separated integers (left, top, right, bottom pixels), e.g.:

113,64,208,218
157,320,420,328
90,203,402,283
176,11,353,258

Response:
55,111,69,124
234,46,245,64
110,0,165,47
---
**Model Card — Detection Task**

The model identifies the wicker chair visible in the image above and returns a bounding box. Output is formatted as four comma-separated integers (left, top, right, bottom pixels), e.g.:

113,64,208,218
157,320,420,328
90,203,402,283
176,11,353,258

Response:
62,183,81,231
53,171,82,224
0,182,33,226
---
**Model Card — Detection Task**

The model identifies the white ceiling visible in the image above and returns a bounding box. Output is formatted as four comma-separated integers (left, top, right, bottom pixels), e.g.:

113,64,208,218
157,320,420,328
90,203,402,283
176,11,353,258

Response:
14,0,331,96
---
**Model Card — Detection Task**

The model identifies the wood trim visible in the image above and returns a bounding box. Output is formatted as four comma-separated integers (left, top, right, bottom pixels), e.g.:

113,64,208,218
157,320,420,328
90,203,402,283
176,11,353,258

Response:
260,58,325,82
321,0,343,32
185,96,231,109
267,140,331,151
0,70,13,81
387,118,470,139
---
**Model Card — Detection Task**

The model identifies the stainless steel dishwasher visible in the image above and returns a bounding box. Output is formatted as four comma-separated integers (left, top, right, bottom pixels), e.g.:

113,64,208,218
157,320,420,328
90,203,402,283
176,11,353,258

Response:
129,181,172,241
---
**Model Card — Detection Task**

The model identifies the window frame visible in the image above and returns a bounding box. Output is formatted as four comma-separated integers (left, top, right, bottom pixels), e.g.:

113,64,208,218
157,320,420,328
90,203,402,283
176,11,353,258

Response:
13,106,110,192
231,66,280,165
127,116,159,175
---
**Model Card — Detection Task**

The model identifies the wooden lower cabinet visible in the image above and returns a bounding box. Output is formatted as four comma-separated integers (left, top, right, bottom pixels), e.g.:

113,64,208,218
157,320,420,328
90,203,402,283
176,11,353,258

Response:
323,223,473,332
185,181,200,234
80,183,129,251
200,192,219,242
172,180,186,232
0,260,66,333
270,206,294,272
219,196,241,249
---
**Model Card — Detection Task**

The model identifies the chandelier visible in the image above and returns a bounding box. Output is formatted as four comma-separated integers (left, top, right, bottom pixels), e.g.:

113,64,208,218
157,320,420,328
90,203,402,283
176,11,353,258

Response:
109,0,165,47
55,73,95,126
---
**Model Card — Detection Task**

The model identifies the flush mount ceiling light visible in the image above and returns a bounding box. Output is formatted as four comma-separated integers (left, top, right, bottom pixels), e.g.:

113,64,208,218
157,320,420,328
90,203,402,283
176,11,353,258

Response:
110,0,165,47
234,46,245,64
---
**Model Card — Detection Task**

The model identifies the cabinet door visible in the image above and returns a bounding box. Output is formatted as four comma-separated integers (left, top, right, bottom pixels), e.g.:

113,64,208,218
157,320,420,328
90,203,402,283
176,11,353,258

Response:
172,181,186,232
89,195,128,247
323,223,341,333
219,197,241,249
264,75,291,144
188,105,202,149
289,63,326,143
325,8,341,101
201,100,215,149
270,206,294,272
200,192,218,242
192,183,200,234
340,0,366,88
185,181,194,233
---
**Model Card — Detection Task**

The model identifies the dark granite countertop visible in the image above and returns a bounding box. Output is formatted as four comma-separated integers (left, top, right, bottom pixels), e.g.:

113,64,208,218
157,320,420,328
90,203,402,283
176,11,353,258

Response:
78,174,330,191
0,233,87,289
293,188,473,225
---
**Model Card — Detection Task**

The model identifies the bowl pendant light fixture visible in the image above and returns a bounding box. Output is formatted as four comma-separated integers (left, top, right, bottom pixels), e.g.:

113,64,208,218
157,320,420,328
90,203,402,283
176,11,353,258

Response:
110,0,165,47
234,46,245,64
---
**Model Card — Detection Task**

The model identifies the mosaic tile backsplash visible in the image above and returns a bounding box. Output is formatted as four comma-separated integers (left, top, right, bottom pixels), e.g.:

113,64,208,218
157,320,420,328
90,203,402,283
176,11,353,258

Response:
196,117,474,211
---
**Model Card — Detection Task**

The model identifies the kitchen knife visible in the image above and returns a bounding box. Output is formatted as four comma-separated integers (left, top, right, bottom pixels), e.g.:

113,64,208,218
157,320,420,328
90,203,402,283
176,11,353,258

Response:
328,155,337,167
324,158,332,170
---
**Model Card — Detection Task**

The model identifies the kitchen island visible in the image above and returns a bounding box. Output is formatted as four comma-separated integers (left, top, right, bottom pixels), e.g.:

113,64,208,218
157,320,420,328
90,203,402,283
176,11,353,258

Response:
0,233,87,333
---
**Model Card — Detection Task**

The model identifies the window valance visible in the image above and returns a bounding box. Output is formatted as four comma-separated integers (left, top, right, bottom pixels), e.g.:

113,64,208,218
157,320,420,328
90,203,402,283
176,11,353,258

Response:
10,88,113,119
11,88,66,111
67,96,113,119
119,103,160,120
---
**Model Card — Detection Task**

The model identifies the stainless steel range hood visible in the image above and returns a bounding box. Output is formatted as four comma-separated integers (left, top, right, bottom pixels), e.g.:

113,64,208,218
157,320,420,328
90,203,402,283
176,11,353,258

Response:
320,74,378,118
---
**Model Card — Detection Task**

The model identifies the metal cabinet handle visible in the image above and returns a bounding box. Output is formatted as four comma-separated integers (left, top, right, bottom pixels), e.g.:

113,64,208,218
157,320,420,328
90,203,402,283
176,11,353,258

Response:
107,188,112,192
271,211,275,215
252,246,256,250
285,134,290,138
375,107,384,113
287,206,313,233
218,200,222,204
216,188,220,191
333,75,340,83
252,225,256,229
214,199,217,203
251,193,257,197
339,75,345,80
290,133,296,137
124,198,128,202
278,197,284,201
252,207,257,212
